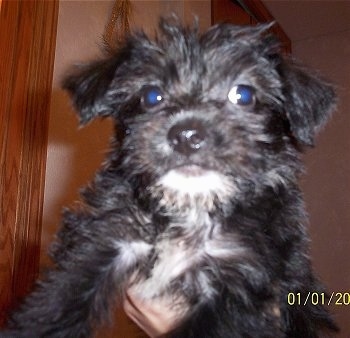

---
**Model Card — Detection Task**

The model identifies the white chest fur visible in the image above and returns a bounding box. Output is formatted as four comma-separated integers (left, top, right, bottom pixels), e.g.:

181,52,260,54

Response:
117,210,247,302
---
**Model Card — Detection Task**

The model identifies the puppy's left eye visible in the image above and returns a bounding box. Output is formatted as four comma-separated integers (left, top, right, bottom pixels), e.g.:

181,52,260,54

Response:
142,86,164,109
228,85,256,106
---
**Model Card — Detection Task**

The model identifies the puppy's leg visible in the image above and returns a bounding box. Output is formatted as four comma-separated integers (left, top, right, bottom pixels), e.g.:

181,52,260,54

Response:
4,246,120,338
3,212,143,338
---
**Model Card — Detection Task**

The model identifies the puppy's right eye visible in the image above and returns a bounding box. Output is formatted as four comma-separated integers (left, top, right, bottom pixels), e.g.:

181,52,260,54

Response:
228,85,256,106
141,86,164,109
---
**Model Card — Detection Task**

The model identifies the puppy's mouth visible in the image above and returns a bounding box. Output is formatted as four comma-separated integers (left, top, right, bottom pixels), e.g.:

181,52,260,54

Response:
172,164,207,177
152,164,236,210
161,164,220,194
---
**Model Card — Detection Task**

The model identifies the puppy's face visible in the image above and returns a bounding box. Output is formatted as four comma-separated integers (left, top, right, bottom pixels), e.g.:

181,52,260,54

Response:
64,20,335,212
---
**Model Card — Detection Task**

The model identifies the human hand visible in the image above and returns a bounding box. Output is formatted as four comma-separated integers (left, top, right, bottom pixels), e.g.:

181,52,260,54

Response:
123,289,183,338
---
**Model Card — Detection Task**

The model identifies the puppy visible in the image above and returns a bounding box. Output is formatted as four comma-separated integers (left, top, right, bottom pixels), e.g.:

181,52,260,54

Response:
3,18,338,338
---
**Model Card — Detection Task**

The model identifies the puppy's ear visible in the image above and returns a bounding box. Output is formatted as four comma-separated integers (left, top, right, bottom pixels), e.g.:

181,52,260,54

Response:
279,61,336,146
63,57,120,125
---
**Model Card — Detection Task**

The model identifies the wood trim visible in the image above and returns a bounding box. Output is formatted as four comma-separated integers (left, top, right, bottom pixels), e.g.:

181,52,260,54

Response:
238,0,291,52
212,0,291,53
0,0,58,325
212,0,252,25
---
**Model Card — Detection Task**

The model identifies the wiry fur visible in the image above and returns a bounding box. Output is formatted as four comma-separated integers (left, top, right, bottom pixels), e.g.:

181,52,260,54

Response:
2,18,338,338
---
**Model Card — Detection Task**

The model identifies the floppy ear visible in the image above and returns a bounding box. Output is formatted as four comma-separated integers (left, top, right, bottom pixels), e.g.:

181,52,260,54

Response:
63,56,121,125
279,61,336,146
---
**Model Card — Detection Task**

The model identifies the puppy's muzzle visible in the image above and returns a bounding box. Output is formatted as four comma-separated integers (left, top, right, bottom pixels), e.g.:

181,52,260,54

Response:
167,118,207,156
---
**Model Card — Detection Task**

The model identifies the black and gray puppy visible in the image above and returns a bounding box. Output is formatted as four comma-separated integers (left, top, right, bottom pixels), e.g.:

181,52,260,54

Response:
4,19,338,338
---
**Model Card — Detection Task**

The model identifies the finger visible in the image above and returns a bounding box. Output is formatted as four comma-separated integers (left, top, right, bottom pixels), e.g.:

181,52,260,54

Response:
123,293,162,338
123,291,180,337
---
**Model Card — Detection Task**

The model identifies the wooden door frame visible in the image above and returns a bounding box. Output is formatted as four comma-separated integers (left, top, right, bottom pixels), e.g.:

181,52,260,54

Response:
237,0,291,52
212,0,291,53
0,0,58,324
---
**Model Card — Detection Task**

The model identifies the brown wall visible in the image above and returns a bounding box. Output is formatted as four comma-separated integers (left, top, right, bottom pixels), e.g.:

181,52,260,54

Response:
295,31,350,336
263,2,350,334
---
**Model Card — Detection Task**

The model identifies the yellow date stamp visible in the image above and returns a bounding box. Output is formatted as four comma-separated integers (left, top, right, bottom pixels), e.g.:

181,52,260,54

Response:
287,292,350,306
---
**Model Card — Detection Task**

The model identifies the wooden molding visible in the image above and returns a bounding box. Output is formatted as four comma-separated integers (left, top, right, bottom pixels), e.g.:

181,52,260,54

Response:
241,0,291,52
0,0,58,324
212,0,291,53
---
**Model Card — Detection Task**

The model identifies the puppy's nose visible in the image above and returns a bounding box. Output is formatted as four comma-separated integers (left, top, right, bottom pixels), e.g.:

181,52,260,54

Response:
167,119,206,156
